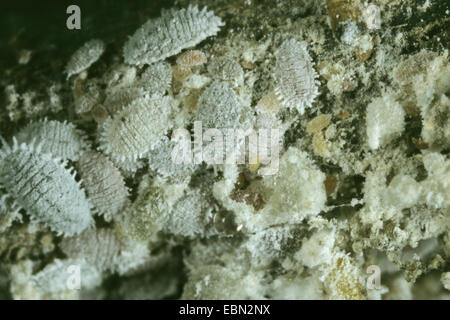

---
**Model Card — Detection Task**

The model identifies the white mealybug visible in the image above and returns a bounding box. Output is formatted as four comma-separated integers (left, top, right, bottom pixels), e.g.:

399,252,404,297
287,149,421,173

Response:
147,137,197,181
77,151,129,222
103,62,172,116
176,50,207,68
207,56,244,87
139,62,173,95
16,119,88,161
99,94,176,162
0,139,93,236
74,81,103,114
274,39,320,114
65,39,105,79
196,81,253,129
123,5,224,65
103,87,147,116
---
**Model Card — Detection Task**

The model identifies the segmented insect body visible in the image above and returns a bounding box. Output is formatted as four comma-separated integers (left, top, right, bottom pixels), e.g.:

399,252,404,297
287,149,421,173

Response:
176,50,207,67
99,95,176,162
196,81,253,129
207,56,244,87
123,5,224,65
65,39,105,79
139,62,173,95
0,140,93,236
164,188,214,238
147,137,197,181
16,119,88,161
77,151,129,221
103,62,172,116
110,157,145,177
119,177,214,240
60,228,150,275
274,39,319,114
103,87,147,115
74,81,103,114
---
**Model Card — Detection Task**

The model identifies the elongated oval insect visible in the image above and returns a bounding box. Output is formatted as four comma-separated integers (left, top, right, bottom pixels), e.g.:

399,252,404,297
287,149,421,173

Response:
60,228,150,275
103,87,147,115
74,81,103,114
65,39,105,79
0,139,93,236
16,119,88,161
123,5,224,65
274,39,319,114
77,151,129,221
176,50,207,67
99,94,176,162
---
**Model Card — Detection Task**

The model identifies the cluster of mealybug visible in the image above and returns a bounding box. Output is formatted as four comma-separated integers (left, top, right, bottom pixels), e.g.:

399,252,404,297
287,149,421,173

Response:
1,2,330,299
0,118,129,235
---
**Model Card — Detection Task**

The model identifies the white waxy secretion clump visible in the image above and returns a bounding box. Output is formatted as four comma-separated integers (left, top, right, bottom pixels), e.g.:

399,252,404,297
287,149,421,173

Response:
264,147,326,224
16,119,88,161
274,39,319,114
77,151,129,222
123,5,224,65
366,93,405,150
294,229,335,268
0,140,93,236
65,39,105,79
386,174,421,209
421,152,450,209
442,272,450,290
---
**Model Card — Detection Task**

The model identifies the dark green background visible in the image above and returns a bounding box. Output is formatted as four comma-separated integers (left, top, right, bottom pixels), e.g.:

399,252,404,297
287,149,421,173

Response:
0,0,174,74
